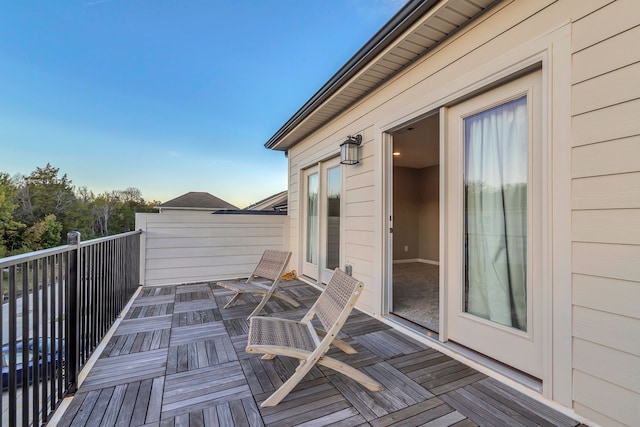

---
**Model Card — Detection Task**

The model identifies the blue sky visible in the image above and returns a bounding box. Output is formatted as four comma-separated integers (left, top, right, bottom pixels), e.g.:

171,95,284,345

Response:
0,0,406,208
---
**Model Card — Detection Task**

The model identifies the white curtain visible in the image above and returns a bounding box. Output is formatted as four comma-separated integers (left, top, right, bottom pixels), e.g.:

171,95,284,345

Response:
464,96,528,331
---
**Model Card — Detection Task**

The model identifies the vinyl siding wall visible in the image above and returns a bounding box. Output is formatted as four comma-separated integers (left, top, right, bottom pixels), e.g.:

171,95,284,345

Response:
286,0,638,423
570,1,640,425
136,212,288,286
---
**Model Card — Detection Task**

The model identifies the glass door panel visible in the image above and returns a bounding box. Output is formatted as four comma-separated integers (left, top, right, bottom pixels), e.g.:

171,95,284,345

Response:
302,168,319,279
325,165,341,271
302,158,342,283
463,95,528,331
306,173,319,265
445,72,542,378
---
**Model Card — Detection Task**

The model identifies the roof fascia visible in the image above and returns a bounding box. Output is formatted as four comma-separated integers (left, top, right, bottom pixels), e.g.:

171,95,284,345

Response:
264,0,439,151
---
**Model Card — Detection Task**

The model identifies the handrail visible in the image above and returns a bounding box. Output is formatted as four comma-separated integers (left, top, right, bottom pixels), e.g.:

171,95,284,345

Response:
0,230,142,426
0,245,75,268
79,229,142,247
0,230,143,268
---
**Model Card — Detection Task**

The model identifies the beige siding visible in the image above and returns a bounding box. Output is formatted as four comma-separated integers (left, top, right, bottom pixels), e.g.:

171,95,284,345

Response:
283,1,639,424
571,1,640,425
574,371,640,427
288,126,379,314
136,212,287,286
572,135,640,178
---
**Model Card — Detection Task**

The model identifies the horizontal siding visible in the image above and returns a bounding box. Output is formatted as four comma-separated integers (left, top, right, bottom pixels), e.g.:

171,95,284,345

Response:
572,7,640,421
573,339,640,394
572,172,640,210
345,201,375,217
572,135,640,178
344,215,375,232
573,306,640,357
572,61,640,115
572,209,640,244
573,371,640,427
344,242,375,262
573,403,627,427
145,226,282,239
573,274,640,320
572,0,640,52
572,23,640,84
345,169,375,189
572,98,640,146
572,242,640,283
136,213,287,286
145,236,283,250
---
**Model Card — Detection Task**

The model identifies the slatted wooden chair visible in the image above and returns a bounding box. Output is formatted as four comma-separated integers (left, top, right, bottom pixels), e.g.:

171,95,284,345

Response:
246,268,384,407
216,249,298,319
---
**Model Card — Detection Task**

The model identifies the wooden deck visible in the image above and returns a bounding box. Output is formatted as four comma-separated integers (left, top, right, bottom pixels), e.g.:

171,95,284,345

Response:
56,280,584,427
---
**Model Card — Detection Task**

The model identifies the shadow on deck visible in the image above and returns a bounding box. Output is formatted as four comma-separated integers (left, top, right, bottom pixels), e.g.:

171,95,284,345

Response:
56,280,582,427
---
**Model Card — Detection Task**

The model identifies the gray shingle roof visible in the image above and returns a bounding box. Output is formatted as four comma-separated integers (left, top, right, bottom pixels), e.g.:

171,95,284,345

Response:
158,192,238,210
243,190,287,211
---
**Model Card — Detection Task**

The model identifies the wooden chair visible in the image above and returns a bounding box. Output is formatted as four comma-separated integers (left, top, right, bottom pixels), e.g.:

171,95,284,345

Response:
246,268,384,407
216,250,298,319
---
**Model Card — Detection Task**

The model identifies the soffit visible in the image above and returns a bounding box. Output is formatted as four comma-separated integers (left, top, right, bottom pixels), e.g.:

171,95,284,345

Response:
267,0,498,151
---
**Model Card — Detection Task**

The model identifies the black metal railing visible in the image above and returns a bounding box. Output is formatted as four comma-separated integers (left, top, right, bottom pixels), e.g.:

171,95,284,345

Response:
0,230,141,427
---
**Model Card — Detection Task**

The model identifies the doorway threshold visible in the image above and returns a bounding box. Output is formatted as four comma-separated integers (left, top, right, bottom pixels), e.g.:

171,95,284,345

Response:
385,313,543,394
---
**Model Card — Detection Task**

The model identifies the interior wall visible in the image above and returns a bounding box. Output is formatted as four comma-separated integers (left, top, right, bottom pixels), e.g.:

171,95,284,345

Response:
393,166,419,260
393,165,439,262
418,165,439,262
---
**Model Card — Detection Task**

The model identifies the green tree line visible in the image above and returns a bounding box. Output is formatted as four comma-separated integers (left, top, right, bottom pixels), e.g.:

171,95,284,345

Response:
0,163,159,257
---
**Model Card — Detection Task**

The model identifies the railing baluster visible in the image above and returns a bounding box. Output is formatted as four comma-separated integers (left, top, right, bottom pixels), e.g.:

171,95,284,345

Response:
57,252,64,398
41,257,49,423
49,254,56,408
0,263,3,427
0,230,141,425
79,246,86,364
67,232,80,392
32,259,40,427
8,265,17,427
21,261,29,426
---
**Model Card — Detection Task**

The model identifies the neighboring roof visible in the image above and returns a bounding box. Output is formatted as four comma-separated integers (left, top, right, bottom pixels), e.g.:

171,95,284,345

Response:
158,192,238,210
213,209,286,216
243,191,287,211
264,0,499,151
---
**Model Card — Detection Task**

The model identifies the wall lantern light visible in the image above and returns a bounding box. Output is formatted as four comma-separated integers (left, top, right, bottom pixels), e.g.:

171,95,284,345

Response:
340,134,362,165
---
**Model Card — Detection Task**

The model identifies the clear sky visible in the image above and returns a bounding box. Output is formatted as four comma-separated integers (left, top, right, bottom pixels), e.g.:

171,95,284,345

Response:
0,0,406,208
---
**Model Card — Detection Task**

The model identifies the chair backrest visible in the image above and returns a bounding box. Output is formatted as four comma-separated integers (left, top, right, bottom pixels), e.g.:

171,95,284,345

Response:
313,268,363,333
251,250,291,281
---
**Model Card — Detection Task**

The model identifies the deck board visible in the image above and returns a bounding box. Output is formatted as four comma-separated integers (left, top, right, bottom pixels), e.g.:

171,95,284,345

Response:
56,280,581,427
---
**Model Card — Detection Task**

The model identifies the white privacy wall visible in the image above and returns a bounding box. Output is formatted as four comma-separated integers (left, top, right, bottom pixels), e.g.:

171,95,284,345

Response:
136,212,288,286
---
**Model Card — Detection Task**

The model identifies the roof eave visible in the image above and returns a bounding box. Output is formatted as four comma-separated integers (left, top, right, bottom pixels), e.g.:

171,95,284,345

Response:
264,0,440,151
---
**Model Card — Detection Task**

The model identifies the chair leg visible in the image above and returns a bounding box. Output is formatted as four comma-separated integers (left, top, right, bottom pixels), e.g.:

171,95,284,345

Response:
261,360,315,407
224,292,242,308
247,292,272,319
315,328,357,354
318,356,383,392
274,291,301,308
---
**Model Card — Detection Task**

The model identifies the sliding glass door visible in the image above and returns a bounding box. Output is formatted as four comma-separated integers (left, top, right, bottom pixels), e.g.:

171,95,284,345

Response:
445,72,543,378
302,157,342,283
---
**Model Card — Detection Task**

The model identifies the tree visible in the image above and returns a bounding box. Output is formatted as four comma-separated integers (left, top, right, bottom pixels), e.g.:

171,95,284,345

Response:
68,186,97,240
1,164,160,252
93,193,114,237
0,173,25,256
26,163,75,224
22,214,63,250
